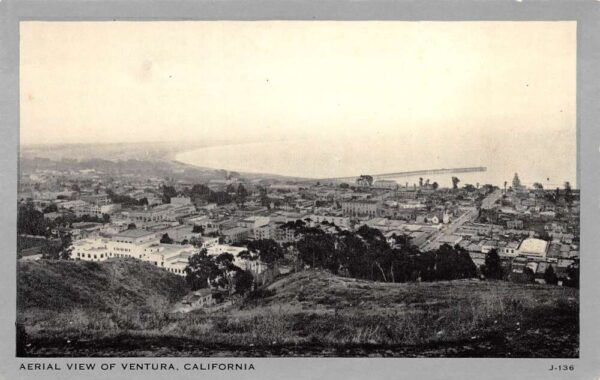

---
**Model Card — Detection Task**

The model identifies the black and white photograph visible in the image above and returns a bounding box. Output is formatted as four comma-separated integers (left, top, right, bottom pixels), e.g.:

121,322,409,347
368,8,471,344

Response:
15,20,580,359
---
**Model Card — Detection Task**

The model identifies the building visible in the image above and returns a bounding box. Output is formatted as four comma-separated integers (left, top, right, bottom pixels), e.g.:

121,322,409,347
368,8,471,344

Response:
127,203,196,224
373,180,399,190
341,199,380,218
70,229,198,276
73,203,121,218
80,193,111,206
221,226,251,244
518,238,549,260
182,289,217,308
309,215,351,229
499,241,520,257
237,216,270,230
254,224,273,240
127,207,172,223
506,219,524,230
170,196,192,206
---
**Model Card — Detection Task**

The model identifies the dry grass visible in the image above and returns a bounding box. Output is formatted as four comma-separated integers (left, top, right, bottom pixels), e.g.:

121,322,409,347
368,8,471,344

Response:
19,268,579,357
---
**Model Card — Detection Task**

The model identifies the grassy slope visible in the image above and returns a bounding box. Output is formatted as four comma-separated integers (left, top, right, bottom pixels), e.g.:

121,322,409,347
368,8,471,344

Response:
18,258,189,352
18,266,578,357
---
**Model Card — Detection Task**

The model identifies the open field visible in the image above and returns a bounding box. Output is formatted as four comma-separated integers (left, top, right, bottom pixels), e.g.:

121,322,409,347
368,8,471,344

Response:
18,262,578,357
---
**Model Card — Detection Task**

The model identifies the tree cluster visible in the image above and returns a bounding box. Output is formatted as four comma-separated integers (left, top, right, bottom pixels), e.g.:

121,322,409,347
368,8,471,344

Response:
185,184,233,206
106,189,148,206
244,239,284,265
289,224,477,283
184,249,254,295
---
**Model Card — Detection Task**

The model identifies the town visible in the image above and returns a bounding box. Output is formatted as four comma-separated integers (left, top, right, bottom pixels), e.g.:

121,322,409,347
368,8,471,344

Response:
17,156,580,310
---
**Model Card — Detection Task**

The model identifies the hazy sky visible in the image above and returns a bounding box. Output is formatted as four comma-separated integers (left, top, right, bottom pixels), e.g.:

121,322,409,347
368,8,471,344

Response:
20,21,576,183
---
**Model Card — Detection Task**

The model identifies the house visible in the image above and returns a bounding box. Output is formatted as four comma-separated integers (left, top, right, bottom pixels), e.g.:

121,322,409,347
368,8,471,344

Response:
435,234,462,248
183,289,217,308
506,219,524,230
499,241,519,257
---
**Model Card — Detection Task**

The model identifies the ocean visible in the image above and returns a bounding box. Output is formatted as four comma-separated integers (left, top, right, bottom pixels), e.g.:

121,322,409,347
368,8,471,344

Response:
175,137,576,189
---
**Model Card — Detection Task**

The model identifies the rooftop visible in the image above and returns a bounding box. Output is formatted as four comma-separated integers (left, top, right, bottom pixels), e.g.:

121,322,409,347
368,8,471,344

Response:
519,238,549,255
114,229,156,239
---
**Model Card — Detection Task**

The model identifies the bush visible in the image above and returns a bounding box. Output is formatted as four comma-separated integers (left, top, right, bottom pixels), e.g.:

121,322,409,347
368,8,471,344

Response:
247,288,276,300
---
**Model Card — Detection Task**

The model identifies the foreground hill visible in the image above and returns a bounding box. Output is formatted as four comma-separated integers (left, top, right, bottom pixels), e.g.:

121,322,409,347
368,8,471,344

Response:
18,259,188,312
18,266,578,357
17,258,189,356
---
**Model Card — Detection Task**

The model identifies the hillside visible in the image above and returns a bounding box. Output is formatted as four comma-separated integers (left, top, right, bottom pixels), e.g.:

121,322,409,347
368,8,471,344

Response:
17,258,189,357
18,267,578,357
18,259,188,312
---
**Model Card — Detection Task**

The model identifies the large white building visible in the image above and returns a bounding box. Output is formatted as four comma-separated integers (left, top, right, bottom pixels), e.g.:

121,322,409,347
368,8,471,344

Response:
518,238,549,259
70,229,272,278
341,199,381,218
73,203,121,218
71,229,197,275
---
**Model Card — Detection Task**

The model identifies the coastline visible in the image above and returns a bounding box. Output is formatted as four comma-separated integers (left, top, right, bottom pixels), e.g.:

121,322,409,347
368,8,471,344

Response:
172,145,312,182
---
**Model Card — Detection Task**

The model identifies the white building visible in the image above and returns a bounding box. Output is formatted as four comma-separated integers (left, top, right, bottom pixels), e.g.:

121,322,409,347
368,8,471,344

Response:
70,229,198,276
373,180,399,190
518,238,549,260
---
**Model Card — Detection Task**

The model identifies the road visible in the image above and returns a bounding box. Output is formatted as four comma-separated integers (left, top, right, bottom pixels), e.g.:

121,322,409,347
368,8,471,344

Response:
419,190,502,251
481,189,503,210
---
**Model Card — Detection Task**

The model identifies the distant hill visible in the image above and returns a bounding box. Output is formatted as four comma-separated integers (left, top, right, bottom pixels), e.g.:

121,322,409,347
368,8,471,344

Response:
17,259,188,313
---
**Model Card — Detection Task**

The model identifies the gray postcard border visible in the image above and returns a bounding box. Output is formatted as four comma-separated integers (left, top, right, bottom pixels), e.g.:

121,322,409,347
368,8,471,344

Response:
1,1,599,379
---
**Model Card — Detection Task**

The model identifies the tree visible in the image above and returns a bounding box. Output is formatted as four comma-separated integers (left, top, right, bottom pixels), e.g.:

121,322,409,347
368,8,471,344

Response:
185,249,221,291
233,270,254,295
565,263,579,288
17,201,49,236
523,267,536,283
564,181,573,205
356,175,373,187
419,177,424,188
246,239,284,265
533,182,544,190
127,223,137,230
539,231,553,242
190,183,212,204
59,233,73,260
544,265,558,285
161,185,177,204
160,234,173,244
339,182,350,189
464,184,476,192
452,176,460,190
212,253,245,295
432,182,439,190
209,191,233,205
192,225,204,234
481,249,503,279
236,184,249,207
226,184,236,194
297,230,336,271
41,232,73,260
43,203,58,214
